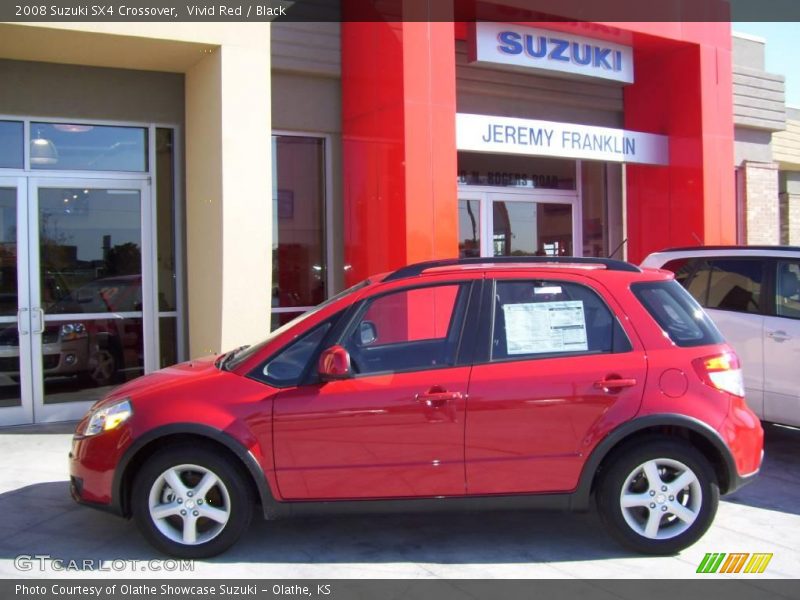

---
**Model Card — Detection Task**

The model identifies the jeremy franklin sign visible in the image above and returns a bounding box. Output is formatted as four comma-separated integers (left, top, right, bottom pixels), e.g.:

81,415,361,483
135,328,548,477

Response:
456,114,669,166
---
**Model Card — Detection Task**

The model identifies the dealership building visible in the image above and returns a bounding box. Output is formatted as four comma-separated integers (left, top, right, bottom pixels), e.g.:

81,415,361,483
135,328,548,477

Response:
0,15,797,425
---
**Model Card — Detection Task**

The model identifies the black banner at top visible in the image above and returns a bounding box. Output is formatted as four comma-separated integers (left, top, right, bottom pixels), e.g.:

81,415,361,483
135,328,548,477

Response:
2,0,800,22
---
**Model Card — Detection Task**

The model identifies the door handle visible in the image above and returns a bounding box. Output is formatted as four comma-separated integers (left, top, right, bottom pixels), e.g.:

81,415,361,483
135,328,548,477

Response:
17,308,28,335
767,330,791,342
31,308,44,335
594,377,637,392
415,390,463,408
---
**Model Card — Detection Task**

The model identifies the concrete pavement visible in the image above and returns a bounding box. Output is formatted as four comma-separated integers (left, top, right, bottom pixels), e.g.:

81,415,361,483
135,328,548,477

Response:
0,422,797,579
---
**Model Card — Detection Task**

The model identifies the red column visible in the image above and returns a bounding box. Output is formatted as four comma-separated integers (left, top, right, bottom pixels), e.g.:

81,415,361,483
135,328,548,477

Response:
342,15,458,285
624,24,735,262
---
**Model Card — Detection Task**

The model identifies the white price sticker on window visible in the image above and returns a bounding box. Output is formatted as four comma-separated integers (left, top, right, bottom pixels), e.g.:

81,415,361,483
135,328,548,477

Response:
502,300,588,355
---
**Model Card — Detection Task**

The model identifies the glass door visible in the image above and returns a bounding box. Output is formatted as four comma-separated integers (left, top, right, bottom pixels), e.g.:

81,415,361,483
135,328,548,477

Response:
458,188,580,259
0,177,34,426
489,193,576,257
29,178,152,423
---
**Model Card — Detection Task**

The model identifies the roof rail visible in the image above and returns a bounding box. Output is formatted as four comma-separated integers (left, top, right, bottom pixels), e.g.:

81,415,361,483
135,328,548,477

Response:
383,256,641,282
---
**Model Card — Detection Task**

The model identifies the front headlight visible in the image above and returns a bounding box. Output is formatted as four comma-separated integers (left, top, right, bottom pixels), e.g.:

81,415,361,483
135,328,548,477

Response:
60,322,87,341
81,398,133,436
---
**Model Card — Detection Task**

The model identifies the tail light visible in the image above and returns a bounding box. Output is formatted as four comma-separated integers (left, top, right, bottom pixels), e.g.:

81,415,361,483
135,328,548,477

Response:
692,352,745,397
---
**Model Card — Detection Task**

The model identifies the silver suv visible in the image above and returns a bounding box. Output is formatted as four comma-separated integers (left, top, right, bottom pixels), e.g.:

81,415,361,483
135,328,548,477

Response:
642,246,800,427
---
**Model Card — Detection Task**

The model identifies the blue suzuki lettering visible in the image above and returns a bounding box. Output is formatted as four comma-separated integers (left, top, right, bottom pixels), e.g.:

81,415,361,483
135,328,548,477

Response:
497,31,523,55
524,35,547,58
549,38,570,61
593,47,613,69
571,42,592,66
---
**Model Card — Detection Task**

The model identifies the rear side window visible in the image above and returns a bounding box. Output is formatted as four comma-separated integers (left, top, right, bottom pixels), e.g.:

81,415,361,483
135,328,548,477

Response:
632,280,724,347
662,257,765,315
491,280,631,361
776,260,800,319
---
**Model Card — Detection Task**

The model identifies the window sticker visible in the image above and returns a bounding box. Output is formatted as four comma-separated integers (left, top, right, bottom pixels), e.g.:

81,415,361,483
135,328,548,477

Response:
534,286,562,295
502,300,588,355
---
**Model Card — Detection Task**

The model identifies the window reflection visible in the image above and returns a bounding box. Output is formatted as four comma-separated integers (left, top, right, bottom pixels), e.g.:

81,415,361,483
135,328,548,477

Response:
30,123,147,172
156,128,177,312
272,136,326,314
0,189,18,317
39,188,142,313
0,121,23,169
458,200,481,258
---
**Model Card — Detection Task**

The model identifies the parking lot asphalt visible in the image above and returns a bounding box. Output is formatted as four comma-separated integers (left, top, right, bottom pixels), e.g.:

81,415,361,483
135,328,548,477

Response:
0,422,797,579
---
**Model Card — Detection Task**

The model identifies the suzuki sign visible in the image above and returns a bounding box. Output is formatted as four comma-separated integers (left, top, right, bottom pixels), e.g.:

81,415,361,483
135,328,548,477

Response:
470,22,634,84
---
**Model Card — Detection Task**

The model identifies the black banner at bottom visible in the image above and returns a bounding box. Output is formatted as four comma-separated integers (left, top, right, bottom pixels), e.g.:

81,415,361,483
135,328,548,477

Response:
4,580,799,600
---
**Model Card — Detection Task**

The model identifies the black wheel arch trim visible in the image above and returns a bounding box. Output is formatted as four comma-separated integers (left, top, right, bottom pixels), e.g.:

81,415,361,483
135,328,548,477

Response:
570,413,745,510
111,423,282,519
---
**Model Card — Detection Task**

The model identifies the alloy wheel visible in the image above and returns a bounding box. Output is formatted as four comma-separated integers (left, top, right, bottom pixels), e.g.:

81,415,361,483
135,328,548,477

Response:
619,457,702,540
147,464,231,545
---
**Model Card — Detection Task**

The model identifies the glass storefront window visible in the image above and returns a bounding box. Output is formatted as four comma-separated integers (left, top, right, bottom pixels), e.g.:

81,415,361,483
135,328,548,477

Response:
30,122,147,172
0,121,24,168
272,135,327,330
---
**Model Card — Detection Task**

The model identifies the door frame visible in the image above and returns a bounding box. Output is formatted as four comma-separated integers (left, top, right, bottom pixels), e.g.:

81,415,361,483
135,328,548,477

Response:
0,176,34,426
27,177,152,423
457,185,582,258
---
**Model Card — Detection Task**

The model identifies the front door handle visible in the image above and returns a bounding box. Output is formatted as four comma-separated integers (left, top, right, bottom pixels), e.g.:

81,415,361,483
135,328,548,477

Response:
767,330,791,342
594,376,637,393
415,389,463,408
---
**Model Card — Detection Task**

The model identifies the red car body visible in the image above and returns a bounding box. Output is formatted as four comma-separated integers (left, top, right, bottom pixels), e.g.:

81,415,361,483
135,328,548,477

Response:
69,257,763,556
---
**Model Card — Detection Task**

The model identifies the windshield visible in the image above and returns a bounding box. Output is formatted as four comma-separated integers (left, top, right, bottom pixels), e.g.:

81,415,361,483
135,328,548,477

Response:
221,278,371,370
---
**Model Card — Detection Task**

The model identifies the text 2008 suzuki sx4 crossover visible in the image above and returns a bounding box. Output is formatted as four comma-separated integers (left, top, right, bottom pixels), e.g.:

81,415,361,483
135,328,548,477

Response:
70,257,763,557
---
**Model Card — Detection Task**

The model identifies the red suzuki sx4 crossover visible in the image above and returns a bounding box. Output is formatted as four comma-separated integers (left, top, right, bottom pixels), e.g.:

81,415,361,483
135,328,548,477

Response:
69,257,763,558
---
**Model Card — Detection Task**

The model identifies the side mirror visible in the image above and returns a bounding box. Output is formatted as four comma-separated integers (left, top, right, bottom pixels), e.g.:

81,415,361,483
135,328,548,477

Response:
318,345,352,381
358,321,378,346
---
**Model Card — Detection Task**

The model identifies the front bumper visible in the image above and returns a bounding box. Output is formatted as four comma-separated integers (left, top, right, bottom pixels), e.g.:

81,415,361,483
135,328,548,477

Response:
68,425,131,516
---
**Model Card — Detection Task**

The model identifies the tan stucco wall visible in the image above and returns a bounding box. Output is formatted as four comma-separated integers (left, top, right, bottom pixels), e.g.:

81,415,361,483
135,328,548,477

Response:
774,117,800,170
0,22,273,357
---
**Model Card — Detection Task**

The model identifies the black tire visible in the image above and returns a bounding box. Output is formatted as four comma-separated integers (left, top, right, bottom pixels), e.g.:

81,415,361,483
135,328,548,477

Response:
131,446,253,558
596,438,719,555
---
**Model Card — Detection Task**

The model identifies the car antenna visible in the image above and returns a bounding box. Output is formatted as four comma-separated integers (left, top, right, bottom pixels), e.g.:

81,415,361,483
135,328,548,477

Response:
608,238,627,259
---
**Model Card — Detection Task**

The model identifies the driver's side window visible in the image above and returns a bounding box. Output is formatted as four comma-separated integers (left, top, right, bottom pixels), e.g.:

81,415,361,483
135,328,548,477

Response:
343,283,465,376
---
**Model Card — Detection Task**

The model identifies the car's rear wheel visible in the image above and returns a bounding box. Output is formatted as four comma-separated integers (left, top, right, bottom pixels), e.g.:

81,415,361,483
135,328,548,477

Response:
596,438,719,555
131,446,253,558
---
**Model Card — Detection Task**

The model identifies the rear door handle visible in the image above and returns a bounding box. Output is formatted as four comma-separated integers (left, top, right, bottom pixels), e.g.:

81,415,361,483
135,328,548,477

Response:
594,377,637,392
767,330,791,342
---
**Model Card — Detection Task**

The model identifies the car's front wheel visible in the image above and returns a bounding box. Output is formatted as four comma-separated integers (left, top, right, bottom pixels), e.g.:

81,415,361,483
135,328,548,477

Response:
131,446,253,558
596,438,719,555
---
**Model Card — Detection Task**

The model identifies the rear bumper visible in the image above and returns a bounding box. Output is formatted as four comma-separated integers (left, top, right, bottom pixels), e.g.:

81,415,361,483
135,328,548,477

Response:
724,452,762,495
718,397,764,494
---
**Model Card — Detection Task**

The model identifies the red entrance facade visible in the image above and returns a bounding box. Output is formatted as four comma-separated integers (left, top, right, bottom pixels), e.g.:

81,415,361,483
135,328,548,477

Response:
341,17,735,284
